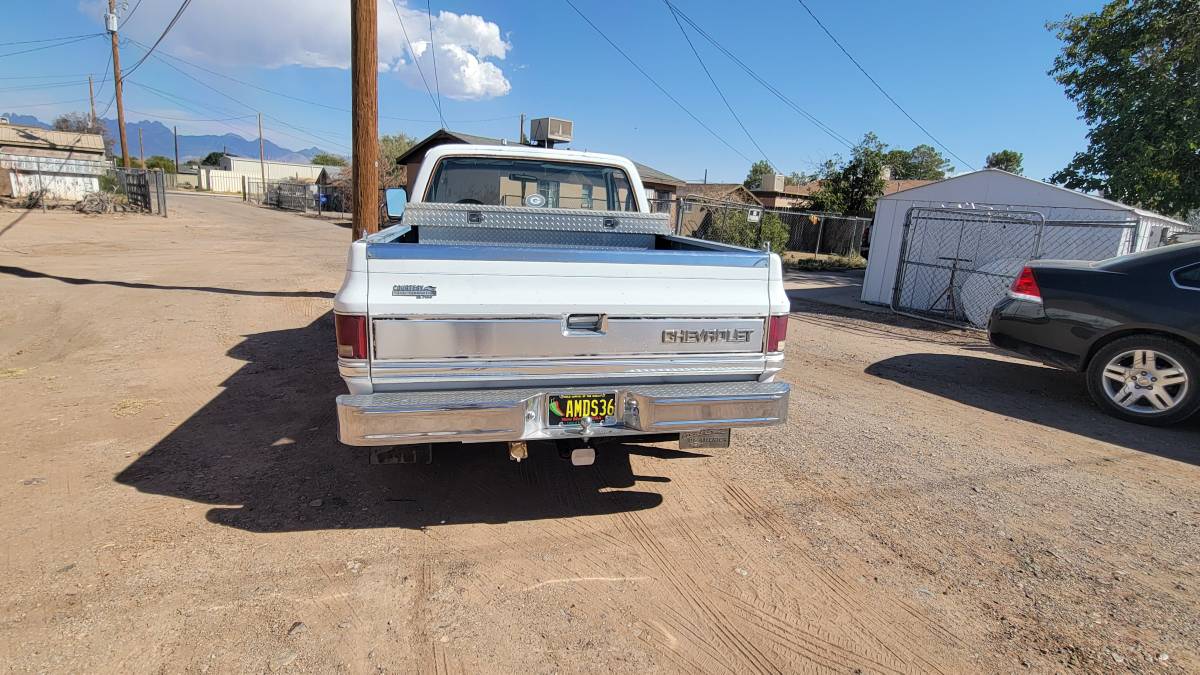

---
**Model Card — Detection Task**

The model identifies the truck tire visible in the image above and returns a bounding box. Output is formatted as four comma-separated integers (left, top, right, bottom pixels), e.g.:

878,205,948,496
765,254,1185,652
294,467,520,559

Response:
1086,335,1200,426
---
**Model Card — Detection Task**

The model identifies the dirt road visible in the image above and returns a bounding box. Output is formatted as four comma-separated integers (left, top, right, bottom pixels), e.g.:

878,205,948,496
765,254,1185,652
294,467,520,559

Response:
1,193,1197,673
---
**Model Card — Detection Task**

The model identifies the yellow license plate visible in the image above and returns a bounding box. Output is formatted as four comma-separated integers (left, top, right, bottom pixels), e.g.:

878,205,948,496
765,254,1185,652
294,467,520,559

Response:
547,393,615,426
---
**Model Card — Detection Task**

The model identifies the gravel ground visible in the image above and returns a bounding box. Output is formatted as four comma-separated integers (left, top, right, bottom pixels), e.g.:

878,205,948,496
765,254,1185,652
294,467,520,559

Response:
0,194,1196,673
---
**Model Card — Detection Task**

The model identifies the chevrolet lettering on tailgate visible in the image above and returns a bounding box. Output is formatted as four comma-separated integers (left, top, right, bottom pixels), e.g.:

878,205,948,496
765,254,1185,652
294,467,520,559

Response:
661,328,753,344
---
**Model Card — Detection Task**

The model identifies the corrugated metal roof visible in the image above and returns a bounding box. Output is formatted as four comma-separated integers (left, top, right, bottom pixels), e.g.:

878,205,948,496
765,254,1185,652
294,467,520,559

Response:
0,123,105,153
681,183,764,205
632,161,684,186
883,169,1190,228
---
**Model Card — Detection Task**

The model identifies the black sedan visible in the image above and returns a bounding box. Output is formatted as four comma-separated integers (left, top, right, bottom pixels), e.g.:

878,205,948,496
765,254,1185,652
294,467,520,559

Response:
988,241,1200,426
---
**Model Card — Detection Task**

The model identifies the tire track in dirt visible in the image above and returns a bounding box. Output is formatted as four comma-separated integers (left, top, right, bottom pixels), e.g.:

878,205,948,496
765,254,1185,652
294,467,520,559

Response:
661,481,876,672
618,509,780,674
665,462,921,673
718,478,961,673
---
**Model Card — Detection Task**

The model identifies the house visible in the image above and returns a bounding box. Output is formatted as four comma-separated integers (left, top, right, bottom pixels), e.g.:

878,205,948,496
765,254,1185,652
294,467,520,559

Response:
750,172,936,210
0,121,108,201
861,168,1193,312
393,129,687,220
676,183,763,236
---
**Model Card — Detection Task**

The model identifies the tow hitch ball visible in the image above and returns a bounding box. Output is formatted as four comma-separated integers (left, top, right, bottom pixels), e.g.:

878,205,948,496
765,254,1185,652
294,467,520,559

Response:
508,441,528,462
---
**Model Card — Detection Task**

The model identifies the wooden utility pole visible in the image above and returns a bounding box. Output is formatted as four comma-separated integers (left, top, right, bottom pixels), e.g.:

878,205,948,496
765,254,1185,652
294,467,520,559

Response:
88,76,96,126
106,0,130,167
257,112,266,188
173,125,180,173
138,127,144,168
350,0,380,239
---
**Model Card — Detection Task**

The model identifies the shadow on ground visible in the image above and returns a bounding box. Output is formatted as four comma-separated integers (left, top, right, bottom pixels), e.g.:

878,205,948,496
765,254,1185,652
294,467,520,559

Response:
115,312,685,532
0,264,334,298
867,353,1200,465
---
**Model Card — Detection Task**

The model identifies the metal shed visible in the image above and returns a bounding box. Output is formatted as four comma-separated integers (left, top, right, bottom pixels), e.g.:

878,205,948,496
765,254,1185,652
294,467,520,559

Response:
860,169,1191,326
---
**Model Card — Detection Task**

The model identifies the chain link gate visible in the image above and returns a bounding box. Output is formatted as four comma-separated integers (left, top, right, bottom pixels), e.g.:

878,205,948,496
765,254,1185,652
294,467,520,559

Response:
891,207,1045,329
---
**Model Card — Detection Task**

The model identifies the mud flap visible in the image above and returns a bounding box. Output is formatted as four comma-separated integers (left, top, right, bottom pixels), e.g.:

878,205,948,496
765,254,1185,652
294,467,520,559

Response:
679,429,731,449
370,444,433,465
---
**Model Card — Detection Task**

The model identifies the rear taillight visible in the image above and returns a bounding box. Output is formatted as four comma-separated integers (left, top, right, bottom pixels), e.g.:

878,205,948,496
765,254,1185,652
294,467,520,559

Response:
767,314,789,352
335,314,368,359
1009,266,1042,303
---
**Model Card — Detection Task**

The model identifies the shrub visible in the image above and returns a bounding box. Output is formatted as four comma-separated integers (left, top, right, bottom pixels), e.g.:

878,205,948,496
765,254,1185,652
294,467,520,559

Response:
704,209,788,254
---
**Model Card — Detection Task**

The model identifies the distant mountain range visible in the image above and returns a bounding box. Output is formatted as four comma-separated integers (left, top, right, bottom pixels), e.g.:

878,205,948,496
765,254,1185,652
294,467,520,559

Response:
1,112,330,164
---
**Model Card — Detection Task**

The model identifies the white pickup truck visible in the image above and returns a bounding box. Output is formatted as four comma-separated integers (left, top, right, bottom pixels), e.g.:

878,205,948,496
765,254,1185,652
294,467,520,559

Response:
333,143,790,464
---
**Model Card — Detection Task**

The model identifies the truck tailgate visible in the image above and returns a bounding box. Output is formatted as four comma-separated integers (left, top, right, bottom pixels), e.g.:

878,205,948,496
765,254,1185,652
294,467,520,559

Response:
352,243,783,390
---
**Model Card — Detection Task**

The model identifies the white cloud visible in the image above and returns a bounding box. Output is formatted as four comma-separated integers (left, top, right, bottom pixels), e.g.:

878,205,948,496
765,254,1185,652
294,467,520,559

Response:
79,0,512,100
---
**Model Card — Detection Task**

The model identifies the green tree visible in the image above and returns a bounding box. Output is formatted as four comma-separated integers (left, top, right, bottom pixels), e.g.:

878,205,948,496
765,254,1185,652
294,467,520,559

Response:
311,152,347,167
143,155,175,173
200,151,227,167
785,171,808,186
1048,0,1199,216
984,149,1024,174
743,159,775,189
379,132,417,187
884,144,952,180
810,133,888,216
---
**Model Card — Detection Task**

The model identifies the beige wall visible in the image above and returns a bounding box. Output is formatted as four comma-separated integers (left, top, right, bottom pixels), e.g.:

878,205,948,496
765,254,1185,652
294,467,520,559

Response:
221,156,328,181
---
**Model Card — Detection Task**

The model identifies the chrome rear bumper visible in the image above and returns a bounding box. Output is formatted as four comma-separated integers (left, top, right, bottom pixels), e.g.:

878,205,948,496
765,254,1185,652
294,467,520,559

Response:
336,381,789,446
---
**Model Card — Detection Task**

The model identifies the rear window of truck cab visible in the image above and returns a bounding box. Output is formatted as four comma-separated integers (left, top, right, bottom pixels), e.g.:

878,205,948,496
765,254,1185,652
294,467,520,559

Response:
425,157,638,211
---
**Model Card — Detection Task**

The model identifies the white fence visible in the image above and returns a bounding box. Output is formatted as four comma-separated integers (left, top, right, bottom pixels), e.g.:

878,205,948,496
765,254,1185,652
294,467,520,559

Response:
197,169,244,194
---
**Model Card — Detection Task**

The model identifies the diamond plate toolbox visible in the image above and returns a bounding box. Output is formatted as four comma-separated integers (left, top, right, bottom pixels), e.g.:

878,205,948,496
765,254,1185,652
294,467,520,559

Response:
403,202,672,236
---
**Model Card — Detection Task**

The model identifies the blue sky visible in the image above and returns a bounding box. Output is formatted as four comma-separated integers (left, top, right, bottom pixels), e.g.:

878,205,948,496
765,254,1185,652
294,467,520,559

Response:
2,1,1104,182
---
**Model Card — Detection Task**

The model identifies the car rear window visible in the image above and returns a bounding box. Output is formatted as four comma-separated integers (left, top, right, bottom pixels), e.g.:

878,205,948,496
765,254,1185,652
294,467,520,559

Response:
1175,263,1200,289
425,157,638,211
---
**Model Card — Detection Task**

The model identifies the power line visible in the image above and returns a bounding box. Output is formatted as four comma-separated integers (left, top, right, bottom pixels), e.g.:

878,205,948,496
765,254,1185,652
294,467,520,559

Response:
664,1,773,167
562,0,754,164
426,0,444,123
125,36,520,125
665,2,853,149
137,53,352,151
0,33,104,47
123,59,352,153
0,81,91,93
791,0,973,169
121,0,192,79
0,33,104,59
2,98,91,109
120,0,146,28
0,73,94,79
128,39,497,124
390,0,446,128
125,107,256,122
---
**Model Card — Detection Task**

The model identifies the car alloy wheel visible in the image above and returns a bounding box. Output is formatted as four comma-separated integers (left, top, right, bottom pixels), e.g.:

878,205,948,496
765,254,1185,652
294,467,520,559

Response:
1100,349,1189,414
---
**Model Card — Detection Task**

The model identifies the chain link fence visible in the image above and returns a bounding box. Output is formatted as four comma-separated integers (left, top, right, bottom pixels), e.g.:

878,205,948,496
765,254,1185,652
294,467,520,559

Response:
245,178,354,218
676,195,869,257
891,206,1140,329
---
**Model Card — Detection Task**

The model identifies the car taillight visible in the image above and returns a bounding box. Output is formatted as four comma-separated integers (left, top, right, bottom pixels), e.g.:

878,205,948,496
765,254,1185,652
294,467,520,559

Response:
1009,266,1042,303
335,314,368,359
767,314,789,352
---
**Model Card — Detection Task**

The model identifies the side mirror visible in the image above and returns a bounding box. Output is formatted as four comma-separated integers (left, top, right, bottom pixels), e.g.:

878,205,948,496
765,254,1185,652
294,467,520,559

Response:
385,188,407,219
